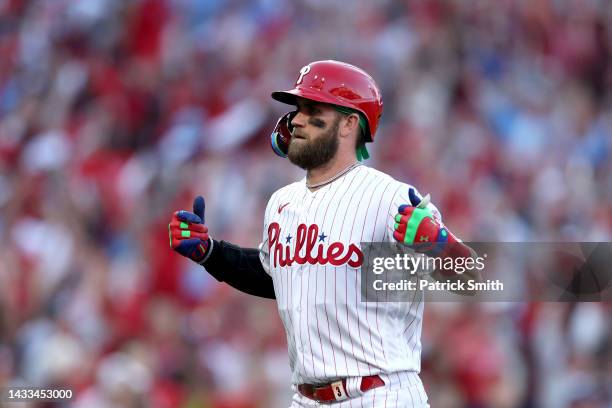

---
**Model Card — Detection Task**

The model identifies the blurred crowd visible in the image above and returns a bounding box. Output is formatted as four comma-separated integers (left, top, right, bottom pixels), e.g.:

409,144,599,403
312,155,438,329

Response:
0,0,611,407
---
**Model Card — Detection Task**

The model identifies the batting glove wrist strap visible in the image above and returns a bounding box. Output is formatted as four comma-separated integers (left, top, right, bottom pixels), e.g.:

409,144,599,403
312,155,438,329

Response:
197,238,214,265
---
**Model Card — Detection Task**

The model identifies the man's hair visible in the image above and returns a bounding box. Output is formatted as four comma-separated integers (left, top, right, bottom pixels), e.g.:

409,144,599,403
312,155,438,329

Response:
355,128,367,149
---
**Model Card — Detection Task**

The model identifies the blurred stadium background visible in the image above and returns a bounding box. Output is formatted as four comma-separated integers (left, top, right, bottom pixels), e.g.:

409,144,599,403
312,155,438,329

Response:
0,0,611,407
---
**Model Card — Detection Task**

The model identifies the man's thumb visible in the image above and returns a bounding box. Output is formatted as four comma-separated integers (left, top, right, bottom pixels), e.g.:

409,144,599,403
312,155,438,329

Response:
408,187,431,209
193,196,205,224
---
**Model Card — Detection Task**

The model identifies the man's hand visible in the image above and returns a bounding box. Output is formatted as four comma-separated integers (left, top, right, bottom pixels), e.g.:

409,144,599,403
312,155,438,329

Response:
393,188,448,256
393,188,480,288
169,196,211,264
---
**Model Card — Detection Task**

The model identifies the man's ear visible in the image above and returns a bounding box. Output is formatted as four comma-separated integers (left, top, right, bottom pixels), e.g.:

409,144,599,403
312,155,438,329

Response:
339,113,360,138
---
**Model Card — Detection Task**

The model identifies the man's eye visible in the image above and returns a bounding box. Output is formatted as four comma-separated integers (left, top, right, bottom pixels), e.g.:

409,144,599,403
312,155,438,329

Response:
305,106,320,115
308,118,326,128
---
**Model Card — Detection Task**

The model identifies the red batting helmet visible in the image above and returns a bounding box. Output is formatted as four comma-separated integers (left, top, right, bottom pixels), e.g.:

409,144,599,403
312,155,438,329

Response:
270,60,383,158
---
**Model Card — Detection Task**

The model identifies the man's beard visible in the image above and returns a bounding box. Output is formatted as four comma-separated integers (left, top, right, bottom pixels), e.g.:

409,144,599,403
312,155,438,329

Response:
287,119,340,170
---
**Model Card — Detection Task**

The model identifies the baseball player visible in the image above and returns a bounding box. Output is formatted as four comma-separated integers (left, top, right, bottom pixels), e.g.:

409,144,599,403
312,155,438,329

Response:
169,60,477,407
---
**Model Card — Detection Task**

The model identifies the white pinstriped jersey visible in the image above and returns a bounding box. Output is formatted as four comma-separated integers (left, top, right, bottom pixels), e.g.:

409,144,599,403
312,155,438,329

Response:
258,165,441,385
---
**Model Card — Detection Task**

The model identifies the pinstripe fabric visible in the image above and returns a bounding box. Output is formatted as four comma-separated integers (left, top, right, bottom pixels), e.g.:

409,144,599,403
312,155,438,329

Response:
259,166,437,405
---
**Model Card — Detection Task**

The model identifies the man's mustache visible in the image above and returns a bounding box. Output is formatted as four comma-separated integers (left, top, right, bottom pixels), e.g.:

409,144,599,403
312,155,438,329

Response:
291,131,307,139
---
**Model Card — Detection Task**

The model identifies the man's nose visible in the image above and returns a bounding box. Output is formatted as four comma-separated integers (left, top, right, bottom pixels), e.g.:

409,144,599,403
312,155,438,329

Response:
291,111,307,128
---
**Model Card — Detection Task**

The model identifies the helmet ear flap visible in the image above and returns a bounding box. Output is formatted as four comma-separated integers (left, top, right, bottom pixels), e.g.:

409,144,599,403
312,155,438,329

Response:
271,111,297,158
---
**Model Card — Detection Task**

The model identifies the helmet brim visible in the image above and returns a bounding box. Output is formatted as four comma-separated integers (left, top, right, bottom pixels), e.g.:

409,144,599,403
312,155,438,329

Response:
271,88,336,107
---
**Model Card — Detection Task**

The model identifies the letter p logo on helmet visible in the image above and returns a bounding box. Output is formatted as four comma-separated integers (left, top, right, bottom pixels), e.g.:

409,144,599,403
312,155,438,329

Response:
296,65,311,85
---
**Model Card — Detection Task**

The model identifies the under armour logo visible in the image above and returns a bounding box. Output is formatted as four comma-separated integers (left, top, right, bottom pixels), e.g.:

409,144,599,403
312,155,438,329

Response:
296,65,311,84
420,235,429,242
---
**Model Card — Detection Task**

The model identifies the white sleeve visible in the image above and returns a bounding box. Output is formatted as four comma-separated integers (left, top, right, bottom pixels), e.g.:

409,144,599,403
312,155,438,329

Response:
258,242,271,275
258,192,277,276
385,183,443,243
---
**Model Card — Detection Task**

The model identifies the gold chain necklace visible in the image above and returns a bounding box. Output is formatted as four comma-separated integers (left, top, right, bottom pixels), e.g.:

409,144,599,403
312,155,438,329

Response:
306,162,362,189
